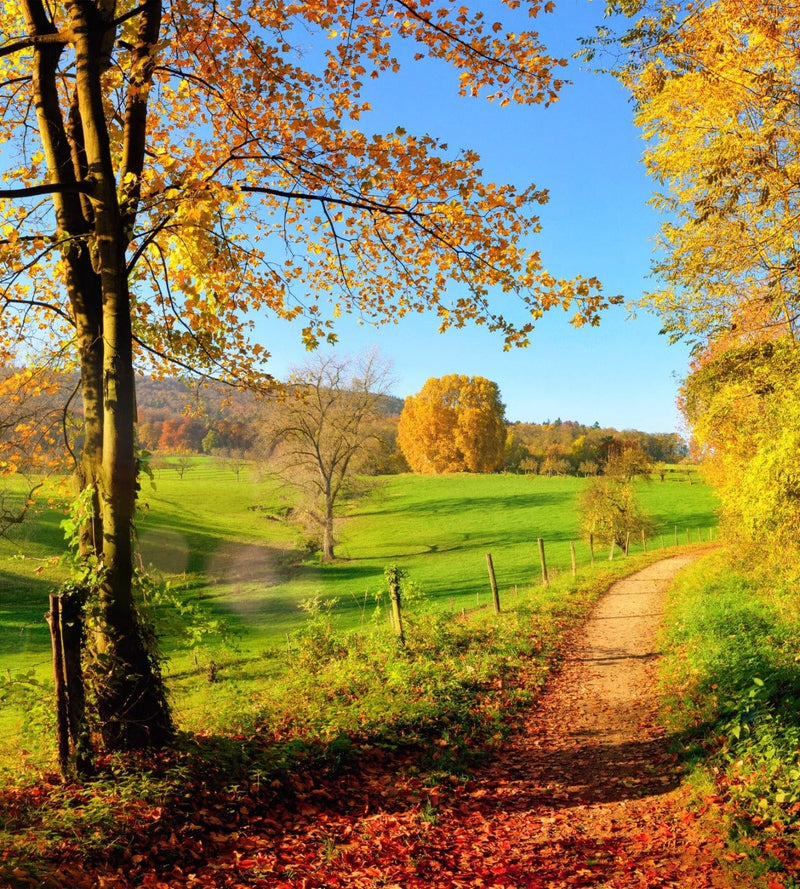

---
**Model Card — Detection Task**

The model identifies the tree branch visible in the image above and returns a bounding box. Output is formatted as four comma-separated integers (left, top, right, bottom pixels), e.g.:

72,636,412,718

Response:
0,181,92,199
0,31,69,58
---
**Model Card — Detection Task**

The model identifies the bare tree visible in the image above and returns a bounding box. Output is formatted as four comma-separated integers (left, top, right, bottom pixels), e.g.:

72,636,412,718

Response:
259,351,393,561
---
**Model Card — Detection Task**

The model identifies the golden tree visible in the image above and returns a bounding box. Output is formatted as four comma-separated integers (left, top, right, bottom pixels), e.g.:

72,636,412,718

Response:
1,0,616,750
603,0,800,347
597,0,800,551
398,374,507,473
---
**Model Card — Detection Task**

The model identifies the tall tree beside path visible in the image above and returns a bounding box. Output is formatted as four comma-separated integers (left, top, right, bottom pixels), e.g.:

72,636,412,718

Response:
398,374,507,473
596,0,800,552
258,351,393,562
0,0,618,751
600,0,800,349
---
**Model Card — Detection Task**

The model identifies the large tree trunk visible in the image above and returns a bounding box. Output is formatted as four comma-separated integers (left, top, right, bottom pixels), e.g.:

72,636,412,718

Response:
67,0,172,749
19,0,174,751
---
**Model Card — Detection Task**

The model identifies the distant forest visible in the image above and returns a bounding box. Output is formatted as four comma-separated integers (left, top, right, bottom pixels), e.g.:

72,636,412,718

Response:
133,378,688,477
2,373,688,479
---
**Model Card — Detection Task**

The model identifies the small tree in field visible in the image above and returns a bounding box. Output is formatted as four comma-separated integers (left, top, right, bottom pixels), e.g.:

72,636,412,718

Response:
578,446,655,549
578,478,653,550
258,351,392,562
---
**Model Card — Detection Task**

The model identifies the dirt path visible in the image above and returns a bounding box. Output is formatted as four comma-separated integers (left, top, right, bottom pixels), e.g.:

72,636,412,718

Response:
327,554,732,888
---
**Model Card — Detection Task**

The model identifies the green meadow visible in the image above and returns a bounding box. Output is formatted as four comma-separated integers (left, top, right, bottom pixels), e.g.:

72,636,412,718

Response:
0,461,718,756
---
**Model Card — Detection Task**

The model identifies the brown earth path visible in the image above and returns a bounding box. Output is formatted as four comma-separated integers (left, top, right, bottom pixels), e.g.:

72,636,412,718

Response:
308,553,733,888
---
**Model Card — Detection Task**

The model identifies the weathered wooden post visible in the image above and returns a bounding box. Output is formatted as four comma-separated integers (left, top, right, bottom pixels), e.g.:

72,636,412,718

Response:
538,537,549,586
386,565,405,646
589,532,595,567
59,588,91,777
46,587,91,779
608,539,615,561
624,531,631,556
641,529,647,552
46,595,70,778
486,553,501,613
570,541,577,578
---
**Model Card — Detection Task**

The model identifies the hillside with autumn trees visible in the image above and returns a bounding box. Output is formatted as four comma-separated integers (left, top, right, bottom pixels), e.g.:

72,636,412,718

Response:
1,368,688,477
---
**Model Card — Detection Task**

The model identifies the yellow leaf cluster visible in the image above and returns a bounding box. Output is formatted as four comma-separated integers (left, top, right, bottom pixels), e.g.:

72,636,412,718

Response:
397,374,507,473
0,0,613,400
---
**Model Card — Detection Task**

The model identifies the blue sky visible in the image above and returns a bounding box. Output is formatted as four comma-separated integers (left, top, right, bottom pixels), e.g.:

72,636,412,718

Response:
255,0,690,434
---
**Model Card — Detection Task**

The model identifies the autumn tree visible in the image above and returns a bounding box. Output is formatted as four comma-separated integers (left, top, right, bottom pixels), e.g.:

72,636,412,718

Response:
595,0,800,348
682,335,800,549
0,367,74,537
0,367,72,477
398,374,507,473
0,0,618,751
258,351,392,562
603,443,654,481
596,0,800,551
578,475,653,550
578,442,654,548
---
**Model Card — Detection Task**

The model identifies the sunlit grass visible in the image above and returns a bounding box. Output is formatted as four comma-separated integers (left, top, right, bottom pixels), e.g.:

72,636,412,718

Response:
0,461,719,766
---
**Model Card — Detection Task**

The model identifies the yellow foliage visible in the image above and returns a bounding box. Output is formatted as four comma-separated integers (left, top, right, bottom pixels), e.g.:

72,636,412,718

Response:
610,0,800,555
397,374,507,473
0,0,618,394
617,0,800,348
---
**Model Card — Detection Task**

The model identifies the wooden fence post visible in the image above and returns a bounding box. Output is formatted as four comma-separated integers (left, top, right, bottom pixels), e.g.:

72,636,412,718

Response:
59,589,91,776
538,537,549,586
624,531,631,556
46,588,92,779
486,553,501,613
641,529,647,552
46,595,70,778
609,540,615,561
570,541,577,578
589,532,595,567
386,566,405,646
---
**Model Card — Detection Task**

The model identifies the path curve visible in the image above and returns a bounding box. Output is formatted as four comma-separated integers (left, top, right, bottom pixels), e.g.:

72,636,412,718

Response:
413,553,732,888
334,554,732,888
87,555,734,889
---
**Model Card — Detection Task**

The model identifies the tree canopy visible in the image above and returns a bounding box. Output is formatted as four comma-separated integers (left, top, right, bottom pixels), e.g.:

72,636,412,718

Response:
397,374,507,473
600,0,800,552
1,0,616,383
602,0,800,349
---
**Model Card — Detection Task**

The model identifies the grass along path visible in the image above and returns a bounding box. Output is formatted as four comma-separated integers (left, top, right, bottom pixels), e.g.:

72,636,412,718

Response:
0,469,717,732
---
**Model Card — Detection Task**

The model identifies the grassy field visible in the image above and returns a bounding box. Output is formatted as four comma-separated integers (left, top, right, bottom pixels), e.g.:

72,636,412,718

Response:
5,465,799,887
0,462,718,759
